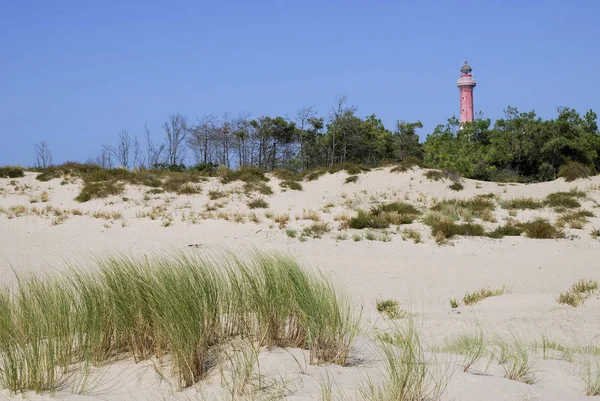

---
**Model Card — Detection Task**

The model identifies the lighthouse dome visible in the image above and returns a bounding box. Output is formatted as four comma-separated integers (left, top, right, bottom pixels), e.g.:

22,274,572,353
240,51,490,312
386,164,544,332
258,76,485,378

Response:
460,61,472,74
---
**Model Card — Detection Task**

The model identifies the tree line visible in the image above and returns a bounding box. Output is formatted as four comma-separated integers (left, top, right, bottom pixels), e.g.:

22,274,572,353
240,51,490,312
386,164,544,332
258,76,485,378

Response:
33,97,599,183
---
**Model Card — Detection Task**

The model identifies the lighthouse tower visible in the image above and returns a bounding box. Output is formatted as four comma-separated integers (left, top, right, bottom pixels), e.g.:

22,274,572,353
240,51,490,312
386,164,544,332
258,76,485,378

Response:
457,60,476,124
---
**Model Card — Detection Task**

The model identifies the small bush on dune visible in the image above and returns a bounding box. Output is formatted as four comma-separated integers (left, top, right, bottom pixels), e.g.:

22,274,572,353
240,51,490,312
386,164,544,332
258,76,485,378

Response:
221,165,268,184
521,218,564,239
0,166,25,178
556,209,594,229
244,181,273,196
449,182,464,191
350,210,390,229
423,168,462,182
390,156,422,173
351,202,421,229
423,213,485,240
304,169,327,182
486,224,524,239
75,181,125,202
208,189,227,200
558,161,592,182
280,180,302,190
545,190,586,209
500,197,545,210
247,198,269,209
302,222,331,239
344,175,359,184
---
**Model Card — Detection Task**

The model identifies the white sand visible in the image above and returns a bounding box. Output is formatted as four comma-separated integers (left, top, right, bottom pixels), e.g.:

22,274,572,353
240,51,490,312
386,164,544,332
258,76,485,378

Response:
1,168,600,400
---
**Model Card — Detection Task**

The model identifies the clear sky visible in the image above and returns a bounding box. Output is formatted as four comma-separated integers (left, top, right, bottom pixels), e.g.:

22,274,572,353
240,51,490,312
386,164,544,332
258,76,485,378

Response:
2,0,599,166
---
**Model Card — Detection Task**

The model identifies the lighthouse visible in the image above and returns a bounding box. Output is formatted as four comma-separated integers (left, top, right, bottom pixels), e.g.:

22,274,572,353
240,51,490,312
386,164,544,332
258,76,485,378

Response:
457,60,476,124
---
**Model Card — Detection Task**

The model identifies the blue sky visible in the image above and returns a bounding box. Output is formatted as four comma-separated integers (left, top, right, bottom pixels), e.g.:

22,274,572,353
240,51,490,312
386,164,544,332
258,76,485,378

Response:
2,0,599,166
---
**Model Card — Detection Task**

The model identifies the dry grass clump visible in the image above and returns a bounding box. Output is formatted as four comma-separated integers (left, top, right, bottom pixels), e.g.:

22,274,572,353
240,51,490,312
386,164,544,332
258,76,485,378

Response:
0,166,25,178
376,299,405,319
401,228,422,243
75,181,125,202
274,214,290,229
244,181,273,196
0,251,359,393
91,211,123,221
556,209,594,229
303,163,370,182
301,209,321,221
500,197,545,210
279,180,302,191
430,197,495,221
592,228,600,238
521,218,564,239
208,189,228,200
462,286,509,306
344,175,359,184
557,279,599,307
545,189,586,209
162,175,203,194
247,198,269,209
582,359,600,396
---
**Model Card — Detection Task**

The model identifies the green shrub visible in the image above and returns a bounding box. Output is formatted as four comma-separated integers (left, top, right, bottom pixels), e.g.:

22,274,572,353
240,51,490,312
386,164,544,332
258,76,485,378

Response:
208,190,227,200
390,156,422,173
344,175,359,184
304,169,327,181
423,213,485,239
75,181,125,202
0,166,25,178
244,181,273,195
285,229,297,238
558,161,591,182
521,218,564,239
280,180,302,190
302,222,331,238
247,198,269,209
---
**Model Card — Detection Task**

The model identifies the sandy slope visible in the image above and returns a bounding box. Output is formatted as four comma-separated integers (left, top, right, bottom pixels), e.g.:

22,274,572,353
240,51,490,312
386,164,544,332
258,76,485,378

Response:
1,168,600,400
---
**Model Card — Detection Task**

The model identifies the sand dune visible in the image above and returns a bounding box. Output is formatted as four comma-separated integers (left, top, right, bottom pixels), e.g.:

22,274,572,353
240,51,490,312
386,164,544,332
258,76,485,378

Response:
1,167,600,400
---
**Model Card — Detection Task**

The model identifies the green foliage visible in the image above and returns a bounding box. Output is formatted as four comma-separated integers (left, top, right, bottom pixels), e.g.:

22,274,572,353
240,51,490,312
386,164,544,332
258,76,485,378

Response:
558,279,599,307
449,299,459,308
390,156,422,173
350,202,421,229
221,165,268,184
75,181,125,202
243,181,273,195
558,161,592,182
0,166,25,178
423,107,600,183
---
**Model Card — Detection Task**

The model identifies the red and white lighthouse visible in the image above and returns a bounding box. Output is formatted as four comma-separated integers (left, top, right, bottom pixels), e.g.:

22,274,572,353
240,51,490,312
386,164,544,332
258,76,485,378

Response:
457,60,476,124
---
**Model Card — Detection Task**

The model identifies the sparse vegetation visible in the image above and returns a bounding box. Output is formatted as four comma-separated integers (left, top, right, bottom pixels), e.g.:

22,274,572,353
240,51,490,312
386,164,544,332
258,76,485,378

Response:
350,202,421,230
545,190,586,209
285,229,297,238
556,209,594,229
558,161,591,182
448,181,464,191
401,229,422,243
302,222,331,239
486,223,524,238
208,189,227,200
449,299,459,308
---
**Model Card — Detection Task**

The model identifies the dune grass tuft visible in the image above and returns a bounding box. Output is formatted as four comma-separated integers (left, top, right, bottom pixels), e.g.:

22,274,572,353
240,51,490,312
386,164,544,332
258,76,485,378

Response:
463,286,509,306
344,175,359,184
557,279,599,307
521,218,564,239
545,190,586,209
247,198,269,209
0,166,25,178
376,299,405,319
75,181,125,202
280,180,302,191
0,251,359,393
500,197,544,210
